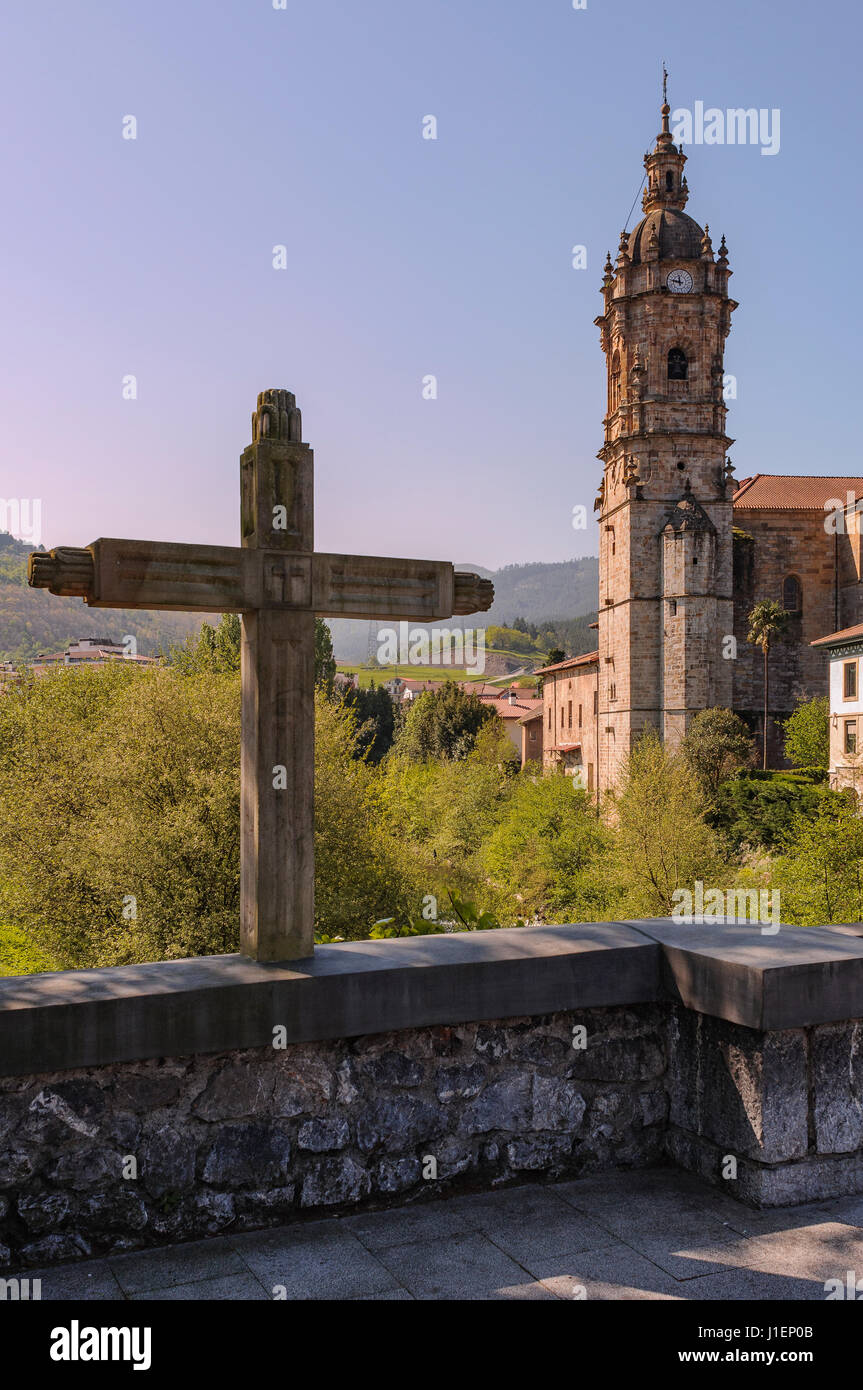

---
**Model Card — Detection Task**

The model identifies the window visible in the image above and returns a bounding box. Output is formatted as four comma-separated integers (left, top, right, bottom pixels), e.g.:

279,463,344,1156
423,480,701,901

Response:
561,707,565,728
593,691,598,715
547,707,551,731
845,719,857,755
578,703,583,728
844,661,858,701
610,351,621,411
783,575,802,613
669,599,677,616
567,700,572,729
609,683,617,702
529,728,536,742
665,171,674,191
667,347,688,381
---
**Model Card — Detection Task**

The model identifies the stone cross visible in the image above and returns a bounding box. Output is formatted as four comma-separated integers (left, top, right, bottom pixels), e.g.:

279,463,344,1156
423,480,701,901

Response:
29,389,494,962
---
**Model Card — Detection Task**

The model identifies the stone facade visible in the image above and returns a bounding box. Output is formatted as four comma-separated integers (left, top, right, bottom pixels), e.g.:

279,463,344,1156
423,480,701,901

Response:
535,653,599,786
732,484,863,761
0,1005,667,1269
593,95,735,795
572,97,863,788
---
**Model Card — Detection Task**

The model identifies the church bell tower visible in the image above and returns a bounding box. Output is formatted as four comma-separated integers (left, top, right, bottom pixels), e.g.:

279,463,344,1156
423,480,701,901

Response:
594,76,738,794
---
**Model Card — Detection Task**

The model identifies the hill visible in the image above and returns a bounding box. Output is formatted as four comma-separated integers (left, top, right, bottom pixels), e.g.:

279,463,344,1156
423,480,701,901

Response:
0,533,600,669
327,556,599,664
459,557,598,625
0,533,205,663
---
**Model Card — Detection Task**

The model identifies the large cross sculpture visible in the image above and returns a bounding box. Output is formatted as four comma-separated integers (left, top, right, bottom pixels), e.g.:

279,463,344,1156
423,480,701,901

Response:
29,389,494,962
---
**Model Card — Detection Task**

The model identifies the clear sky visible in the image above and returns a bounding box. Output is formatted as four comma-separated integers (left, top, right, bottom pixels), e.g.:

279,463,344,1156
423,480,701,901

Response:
1,0,859,569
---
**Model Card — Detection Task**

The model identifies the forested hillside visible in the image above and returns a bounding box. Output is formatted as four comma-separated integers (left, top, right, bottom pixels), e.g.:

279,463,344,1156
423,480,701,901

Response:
328,556,599,663
0,533,205,662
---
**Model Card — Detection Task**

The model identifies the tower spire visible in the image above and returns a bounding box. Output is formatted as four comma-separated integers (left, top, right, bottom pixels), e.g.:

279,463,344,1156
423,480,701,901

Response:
658,64,673,145
642,67,687,212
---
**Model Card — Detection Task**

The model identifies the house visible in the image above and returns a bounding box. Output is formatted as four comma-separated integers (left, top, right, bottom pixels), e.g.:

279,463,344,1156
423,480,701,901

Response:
811,623,863,793
532,652,600,789
29,637,158,675
489,688,542,755
519,708,543,764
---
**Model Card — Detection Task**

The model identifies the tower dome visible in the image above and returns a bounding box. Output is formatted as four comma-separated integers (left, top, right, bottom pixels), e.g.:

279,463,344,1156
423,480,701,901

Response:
625,68,703,264
627,208,704,265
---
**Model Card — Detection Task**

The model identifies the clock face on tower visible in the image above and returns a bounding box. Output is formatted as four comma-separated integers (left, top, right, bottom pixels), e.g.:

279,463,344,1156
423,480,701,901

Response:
667,268,693,294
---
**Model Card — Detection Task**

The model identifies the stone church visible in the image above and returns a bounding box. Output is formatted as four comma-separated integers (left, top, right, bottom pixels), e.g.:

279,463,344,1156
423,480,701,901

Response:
532,89,863,794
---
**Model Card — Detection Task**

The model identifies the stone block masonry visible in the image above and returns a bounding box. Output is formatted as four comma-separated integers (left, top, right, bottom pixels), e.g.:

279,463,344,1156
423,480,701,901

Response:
5,919,863,1268
0,1006,667,1268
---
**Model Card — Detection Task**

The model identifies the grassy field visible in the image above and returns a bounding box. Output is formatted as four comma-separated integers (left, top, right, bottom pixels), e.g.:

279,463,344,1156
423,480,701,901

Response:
337,649,540,691
0,920,60,976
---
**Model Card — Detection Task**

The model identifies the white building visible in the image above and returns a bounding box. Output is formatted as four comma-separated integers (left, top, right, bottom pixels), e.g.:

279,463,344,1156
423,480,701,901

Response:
811,623,863,793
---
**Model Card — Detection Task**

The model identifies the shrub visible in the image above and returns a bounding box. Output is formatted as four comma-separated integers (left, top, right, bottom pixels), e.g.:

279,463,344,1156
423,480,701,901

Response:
480,771,618,924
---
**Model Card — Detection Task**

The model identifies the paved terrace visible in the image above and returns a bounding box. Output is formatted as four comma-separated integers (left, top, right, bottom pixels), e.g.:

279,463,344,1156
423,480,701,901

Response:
23,1168,863,1301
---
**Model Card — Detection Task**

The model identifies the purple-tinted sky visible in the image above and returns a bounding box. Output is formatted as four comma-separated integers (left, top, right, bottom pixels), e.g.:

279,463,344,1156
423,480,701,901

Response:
1,0,859,568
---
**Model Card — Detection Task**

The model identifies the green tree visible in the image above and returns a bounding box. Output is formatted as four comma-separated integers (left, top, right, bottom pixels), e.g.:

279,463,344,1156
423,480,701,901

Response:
709,774,828,854
314,694,422,938
747,600,790,770
392,682,498,762
339,681,399,763
774,795,863,924
0,662,241,967
467,718,520,768
481,772,617,923
0,662,421,968
781,696,830,769
612,732,722,915
485,625,537,654
314,618,336,694
380,753,513,903
170,613,240,674
545,648,565,666
170,613,334,690
681,707,755,798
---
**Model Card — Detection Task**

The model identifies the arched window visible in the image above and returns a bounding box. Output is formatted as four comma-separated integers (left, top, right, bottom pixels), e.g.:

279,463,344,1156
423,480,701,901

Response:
783,575,802,613
668,347,688,381
665,170,674,191
610,350,621,411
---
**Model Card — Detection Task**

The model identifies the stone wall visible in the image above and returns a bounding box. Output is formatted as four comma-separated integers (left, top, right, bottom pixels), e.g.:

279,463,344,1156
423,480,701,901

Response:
732,506,861,763
667,1006,863,1206
0,1005,668,1269
5,919,863,1271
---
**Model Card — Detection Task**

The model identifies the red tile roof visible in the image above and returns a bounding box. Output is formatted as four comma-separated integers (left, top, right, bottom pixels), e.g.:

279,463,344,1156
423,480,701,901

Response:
495,698,542,720
533,651,599,676
811,623,863,648
733,475,863,510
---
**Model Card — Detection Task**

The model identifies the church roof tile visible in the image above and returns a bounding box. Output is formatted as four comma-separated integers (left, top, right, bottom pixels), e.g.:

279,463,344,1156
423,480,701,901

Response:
733,475,863,509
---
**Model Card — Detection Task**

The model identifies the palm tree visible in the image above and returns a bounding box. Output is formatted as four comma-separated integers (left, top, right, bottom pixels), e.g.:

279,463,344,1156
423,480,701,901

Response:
747,600,789,770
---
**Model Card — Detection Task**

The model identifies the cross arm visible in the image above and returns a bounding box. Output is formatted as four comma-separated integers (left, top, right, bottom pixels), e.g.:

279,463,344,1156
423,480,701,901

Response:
28,540,494,620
